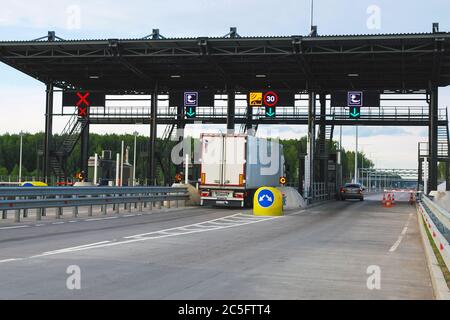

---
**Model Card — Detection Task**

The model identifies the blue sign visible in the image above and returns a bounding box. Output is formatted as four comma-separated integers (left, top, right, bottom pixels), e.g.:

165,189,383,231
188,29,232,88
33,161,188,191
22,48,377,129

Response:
258,190,275,208
184,92,199,107
348,91,363,107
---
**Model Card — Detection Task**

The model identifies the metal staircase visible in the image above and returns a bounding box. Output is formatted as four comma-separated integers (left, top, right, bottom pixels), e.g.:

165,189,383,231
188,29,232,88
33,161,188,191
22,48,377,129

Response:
317,110,336,159
49,112,88,180
437,110,450,159
156,123,178,185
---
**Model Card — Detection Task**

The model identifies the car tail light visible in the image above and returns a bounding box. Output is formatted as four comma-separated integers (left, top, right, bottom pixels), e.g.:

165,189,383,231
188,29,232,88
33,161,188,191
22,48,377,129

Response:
201,191,210,197
234,192,245,199
340,188,345,193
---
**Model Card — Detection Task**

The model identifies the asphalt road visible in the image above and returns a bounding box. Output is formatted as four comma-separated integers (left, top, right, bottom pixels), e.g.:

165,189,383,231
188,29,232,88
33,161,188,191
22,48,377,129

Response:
0,193,433,300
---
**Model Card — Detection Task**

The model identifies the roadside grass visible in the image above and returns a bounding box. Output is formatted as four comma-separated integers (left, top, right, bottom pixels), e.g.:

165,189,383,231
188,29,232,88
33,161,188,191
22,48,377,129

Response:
422,217,450,288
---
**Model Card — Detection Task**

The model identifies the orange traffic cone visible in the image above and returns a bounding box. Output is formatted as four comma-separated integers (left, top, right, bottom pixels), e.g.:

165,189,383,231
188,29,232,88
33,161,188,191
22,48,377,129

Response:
385,194,392,208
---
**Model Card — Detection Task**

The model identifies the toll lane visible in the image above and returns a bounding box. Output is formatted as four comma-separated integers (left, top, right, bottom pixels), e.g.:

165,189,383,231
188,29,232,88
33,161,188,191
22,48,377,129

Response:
0,199,433,300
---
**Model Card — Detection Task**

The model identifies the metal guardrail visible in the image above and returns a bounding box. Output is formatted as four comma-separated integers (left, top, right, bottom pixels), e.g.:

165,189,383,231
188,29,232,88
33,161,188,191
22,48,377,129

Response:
0,187,189,223
419,196,450,271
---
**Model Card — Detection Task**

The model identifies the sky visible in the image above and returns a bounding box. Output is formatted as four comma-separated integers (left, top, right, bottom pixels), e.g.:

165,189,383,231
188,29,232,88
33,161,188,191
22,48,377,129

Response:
0,0,449,169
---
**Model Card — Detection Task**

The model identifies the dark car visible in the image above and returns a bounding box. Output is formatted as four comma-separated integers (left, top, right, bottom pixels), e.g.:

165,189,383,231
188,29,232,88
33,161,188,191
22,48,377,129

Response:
340,183,365,201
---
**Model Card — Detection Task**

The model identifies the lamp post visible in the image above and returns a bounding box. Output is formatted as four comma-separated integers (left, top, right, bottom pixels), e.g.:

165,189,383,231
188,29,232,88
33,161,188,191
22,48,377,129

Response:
133,131,139,187
19,131,24,183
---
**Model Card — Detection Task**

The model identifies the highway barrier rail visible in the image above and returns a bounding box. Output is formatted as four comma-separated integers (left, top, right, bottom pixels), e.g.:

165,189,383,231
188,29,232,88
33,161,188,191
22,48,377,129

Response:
0,187,189,223
418,196,450,272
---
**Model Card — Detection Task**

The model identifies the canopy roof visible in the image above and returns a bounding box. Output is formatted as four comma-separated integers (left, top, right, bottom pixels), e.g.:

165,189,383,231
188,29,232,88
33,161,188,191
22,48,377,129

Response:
1,30,449,93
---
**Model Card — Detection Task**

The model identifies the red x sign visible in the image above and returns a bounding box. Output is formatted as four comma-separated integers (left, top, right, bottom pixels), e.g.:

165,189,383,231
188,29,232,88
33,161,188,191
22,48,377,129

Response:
78,106,88,117
76,92,90,107
77,92,90,118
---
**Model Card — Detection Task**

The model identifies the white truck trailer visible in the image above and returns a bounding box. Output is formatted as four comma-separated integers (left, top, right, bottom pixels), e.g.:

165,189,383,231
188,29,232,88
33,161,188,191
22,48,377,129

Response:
200,133,284,208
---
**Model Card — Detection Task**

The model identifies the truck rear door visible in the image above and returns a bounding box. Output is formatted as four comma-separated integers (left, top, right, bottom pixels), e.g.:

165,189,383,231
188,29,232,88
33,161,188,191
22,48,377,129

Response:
201,135,224,186
223,135,246,187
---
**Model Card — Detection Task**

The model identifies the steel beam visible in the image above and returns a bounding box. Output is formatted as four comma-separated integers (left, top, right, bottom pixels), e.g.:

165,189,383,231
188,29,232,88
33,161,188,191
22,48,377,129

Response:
319,94,327,183
80,121,90,182
305,91,316,203
149,86,158,186
429,86,439,192
227,90,236,133
176,103,186,177
43,83,54,184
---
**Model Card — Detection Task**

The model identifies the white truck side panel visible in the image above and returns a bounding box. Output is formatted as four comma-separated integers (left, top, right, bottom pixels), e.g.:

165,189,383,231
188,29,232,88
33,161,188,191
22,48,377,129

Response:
201,135,224,185
223,136,246,186
201,134,283,190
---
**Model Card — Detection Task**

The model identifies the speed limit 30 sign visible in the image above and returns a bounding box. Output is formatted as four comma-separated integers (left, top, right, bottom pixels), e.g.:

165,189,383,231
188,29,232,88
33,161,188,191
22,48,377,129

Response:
264,92,279,107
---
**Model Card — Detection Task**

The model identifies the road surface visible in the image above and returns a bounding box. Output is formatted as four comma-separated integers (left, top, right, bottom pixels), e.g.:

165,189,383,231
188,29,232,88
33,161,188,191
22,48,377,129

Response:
0,193,433,300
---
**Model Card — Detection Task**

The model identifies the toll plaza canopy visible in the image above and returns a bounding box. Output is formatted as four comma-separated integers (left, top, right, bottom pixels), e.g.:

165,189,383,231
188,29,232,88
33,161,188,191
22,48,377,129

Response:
0,28,450,92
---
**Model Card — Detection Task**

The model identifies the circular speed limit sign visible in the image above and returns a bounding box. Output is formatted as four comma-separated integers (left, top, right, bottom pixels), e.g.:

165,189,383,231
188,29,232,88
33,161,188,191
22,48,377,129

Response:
264,92,279,107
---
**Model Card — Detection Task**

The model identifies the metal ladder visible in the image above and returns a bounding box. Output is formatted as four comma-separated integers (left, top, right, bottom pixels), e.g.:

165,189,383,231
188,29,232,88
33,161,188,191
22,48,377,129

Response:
50,112,88,180
437,109,450,159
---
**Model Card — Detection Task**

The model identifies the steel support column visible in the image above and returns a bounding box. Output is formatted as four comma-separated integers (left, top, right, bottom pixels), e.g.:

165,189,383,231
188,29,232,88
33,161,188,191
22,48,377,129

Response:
319,94,327,183
245,105,253,133
80,121,90,182
149,85,158,186
177,103,186,178
429,86,438,192
227,90,236,133
418,157,423,192
446,162,450,191
305,91,316,203
43,83,54,184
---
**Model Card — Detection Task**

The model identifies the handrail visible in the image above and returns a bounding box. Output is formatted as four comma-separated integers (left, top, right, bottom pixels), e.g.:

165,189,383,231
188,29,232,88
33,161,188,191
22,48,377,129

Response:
87,106,448,120
0,186,187,197
419,196,450,272
0,187,190,223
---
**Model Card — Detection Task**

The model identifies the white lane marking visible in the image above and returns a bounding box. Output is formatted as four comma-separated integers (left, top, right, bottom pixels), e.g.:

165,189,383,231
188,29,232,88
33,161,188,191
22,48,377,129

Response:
125,214,279,240
288,209,307,216
0,258,24,264
85,217,118,222
30,241,112,258
35,224,45,227
389,213,413,253
0,225,31,230
0,213,281,262
123,214,135,218
52,222,65,225
401,227,408,236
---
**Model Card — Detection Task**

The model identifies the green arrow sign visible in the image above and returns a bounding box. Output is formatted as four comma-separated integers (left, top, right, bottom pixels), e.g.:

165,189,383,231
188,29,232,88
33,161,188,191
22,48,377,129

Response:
266,107,276,118
186,107,196,118
350,107,361,119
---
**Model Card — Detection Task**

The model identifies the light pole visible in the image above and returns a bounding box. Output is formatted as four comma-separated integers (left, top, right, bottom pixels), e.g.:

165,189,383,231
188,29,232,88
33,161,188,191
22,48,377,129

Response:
120,141,125,187
19,131,24,183
133,132,139,187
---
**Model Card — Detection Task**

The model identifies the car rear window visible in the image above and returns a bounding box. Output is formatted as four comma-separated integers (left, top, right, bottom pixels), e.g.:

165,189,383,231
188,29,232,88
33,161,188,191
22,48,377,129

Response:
345,184,361,188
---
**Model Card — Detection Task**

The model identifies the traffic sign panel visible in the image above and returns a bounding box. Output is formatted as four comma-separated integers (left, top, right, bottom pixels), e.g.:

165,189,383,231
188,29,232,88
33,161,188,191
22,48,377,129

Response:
186,106,197,118
348,91,363,107
265,106,277,118
249,92,263,107
264,92,279,107
258,189,275,208
184,92,199,107
349,107,361,119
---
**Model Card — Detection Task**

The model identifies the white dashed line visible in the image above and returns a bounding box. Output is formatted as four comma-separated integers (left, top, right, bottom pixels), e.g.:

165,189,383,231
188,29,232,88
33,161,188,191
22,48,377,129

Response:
0,258,24,264
0,225,31,230
390,213,413,253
